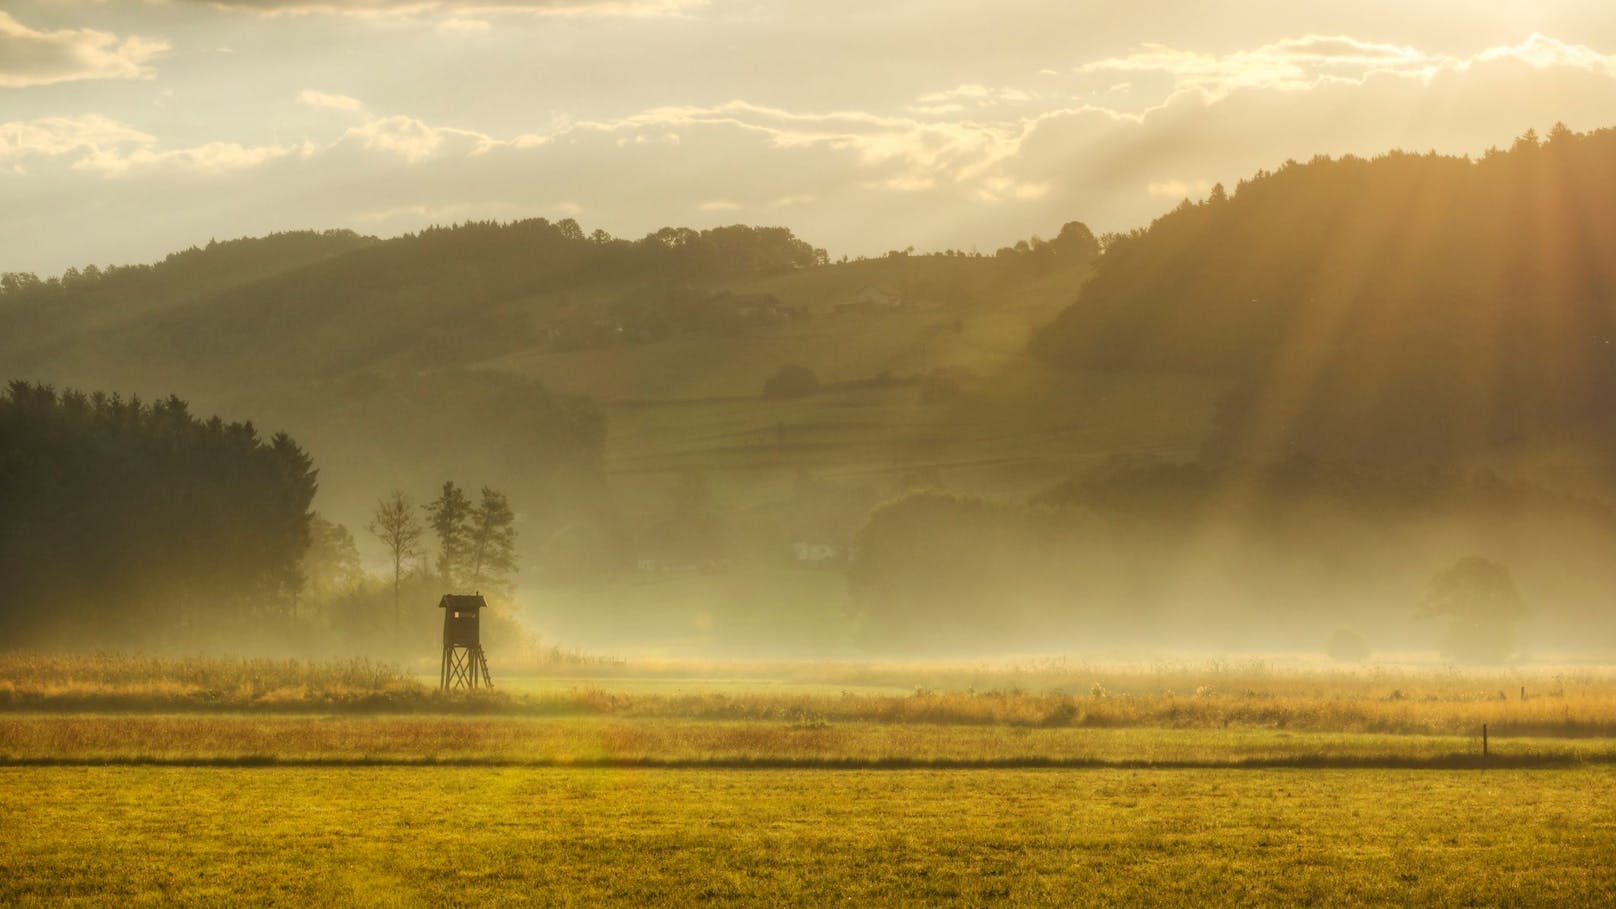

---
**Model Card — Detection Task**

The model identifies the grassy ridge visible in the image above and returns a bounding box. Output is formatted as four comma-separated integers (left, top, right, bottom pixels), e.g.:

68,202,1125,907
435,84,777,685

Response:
6,766,1616,906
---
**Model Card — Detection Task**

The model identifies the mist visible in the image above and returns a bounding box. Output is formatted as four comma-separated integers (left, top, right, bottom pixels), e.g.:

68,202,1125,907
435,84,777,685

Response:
9,134,1616,668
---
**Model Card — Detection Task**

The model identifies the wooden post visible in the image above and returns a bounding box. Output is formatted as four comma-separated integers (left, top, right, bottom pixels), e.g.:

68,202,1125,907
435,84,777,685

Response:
1521,686,1526,701
1483,723,1489,758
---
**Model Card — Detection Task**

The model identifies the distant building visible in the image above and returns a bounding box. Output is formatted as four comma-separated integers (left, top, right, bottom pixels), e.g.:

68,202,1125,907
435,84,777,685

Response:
726,292,786,322
834,285,903,315
791,541,840,565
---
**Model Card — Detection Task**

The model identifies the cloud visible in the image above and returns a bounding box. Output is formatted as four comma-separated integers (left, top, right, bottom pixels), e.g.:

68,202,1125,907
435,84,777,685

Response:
179,0,704,18
1079,35,1434,101
13,29,1616,278
0,12,169,88
74,141,313,178
1471,33,1616,75
298,89,364,112
340,113,562,160
356,200,522,222
911,84,1032,112
1079,33,1616,103
1146,178,1212,200
614,131,680,147
0,115,155,163
341,115,486,161
0,114,305,178
570,100,1072,197
436,17,492,33
999,31,1616,241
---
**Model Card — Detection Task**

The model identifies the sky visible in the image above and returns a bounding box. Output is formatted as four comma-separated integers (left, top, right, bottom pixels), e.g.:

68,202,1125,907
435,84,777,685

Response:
5,0,1616,275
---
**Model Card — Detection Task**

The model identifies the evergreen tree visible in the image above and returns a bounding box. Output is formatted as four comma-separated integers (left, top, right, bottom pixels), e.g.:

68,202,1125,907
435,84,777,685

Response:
425,481,472,588
467,486,518,593
0,382,317,645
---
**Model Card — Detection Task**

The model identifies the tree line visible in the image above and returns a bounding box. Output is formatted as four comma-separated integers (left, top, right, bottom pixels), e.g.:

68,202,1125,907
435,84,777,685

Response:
0,381,317,646
0,380,535,654
0,222,821,310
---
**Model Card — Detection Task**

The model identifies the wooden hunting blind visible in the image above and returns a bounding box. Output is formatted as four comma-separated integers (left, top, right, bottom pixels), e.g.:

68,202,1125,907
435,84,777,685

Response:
439,593,493,691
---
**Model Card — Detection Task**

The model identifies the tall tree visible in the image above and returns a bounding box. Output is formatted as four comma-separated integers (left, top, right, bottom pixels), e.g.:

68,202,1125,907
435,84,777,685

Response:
467,486,518,592
302,512,364,609
1418,556,1526,664
368,491,423,654
425,481,472,588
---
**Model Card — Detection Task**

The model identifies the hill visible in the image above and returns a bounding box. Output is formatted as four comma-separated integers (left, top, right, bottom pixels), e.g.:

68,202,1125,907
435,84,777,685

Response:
1,219,1124,624
14,138,1616,657
0,230,377,356
1031,124,1616,473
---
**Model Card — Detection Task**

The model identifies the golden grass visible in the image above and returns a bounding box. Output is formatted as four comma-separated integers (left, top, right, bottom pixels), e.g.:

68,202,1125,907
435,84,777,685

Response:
5,653,1616,738
0,653,428,710
2,714,1611,767
6,766,1616,906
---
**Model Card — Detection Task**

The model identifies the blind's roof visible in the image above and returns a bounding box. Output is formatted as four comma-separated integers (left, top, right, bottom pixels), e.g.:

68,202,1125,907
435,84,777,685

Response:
438,594,487,610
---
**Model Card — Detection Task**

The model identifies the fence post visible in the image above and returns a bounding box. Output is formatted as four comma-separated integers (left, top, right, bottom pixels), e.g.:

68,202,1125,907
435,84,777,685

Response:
1483,723,1488,759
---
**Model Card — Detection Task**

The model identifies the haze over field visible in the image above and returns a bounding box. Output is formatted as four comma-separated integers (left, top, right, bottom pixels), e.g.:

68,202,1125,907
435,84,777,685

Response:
14,6,1616,906
7,1,1616,666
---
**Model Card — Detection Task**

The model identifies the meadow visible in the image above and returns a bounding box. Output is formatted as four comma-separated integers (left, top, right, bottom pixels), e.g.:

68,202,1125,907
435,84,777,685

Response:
7,653,1616,739
5,766,1615,906
6,654,1616,906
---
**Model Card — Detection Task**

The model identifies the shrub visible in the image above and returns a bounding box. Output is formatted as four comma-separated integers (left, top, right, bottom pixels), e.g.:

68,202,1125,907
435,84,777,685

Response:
763,364,820,399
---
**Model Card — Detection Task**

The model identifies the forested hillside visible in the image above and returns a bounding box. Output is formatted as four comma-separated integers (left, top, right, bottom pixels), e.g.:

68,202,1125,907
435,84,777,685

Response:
0,220,825,385
0,230,377,355
1032,124,1616,468
1,217,1097,609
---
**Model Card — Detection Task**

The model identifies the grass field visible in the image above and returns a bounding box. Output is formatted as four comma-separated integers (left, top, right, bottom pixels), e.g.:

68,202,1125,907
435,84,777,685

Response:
5,766,1615,906
4,715,1613,768
10,654,1616,737
6,654,1616,905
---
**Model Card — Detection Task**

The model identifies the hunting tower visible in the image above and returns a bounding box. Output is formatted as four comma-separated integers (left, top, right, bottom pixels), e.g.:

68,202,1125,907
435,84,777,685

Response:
439,593,493,691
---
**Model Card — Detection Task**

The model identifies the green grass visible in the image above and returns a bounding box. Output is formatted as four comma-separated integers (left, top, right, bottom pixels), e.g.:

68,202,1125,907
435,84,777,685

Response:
5,766,1616,906
2,714,1612,768
8,656,1616,904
